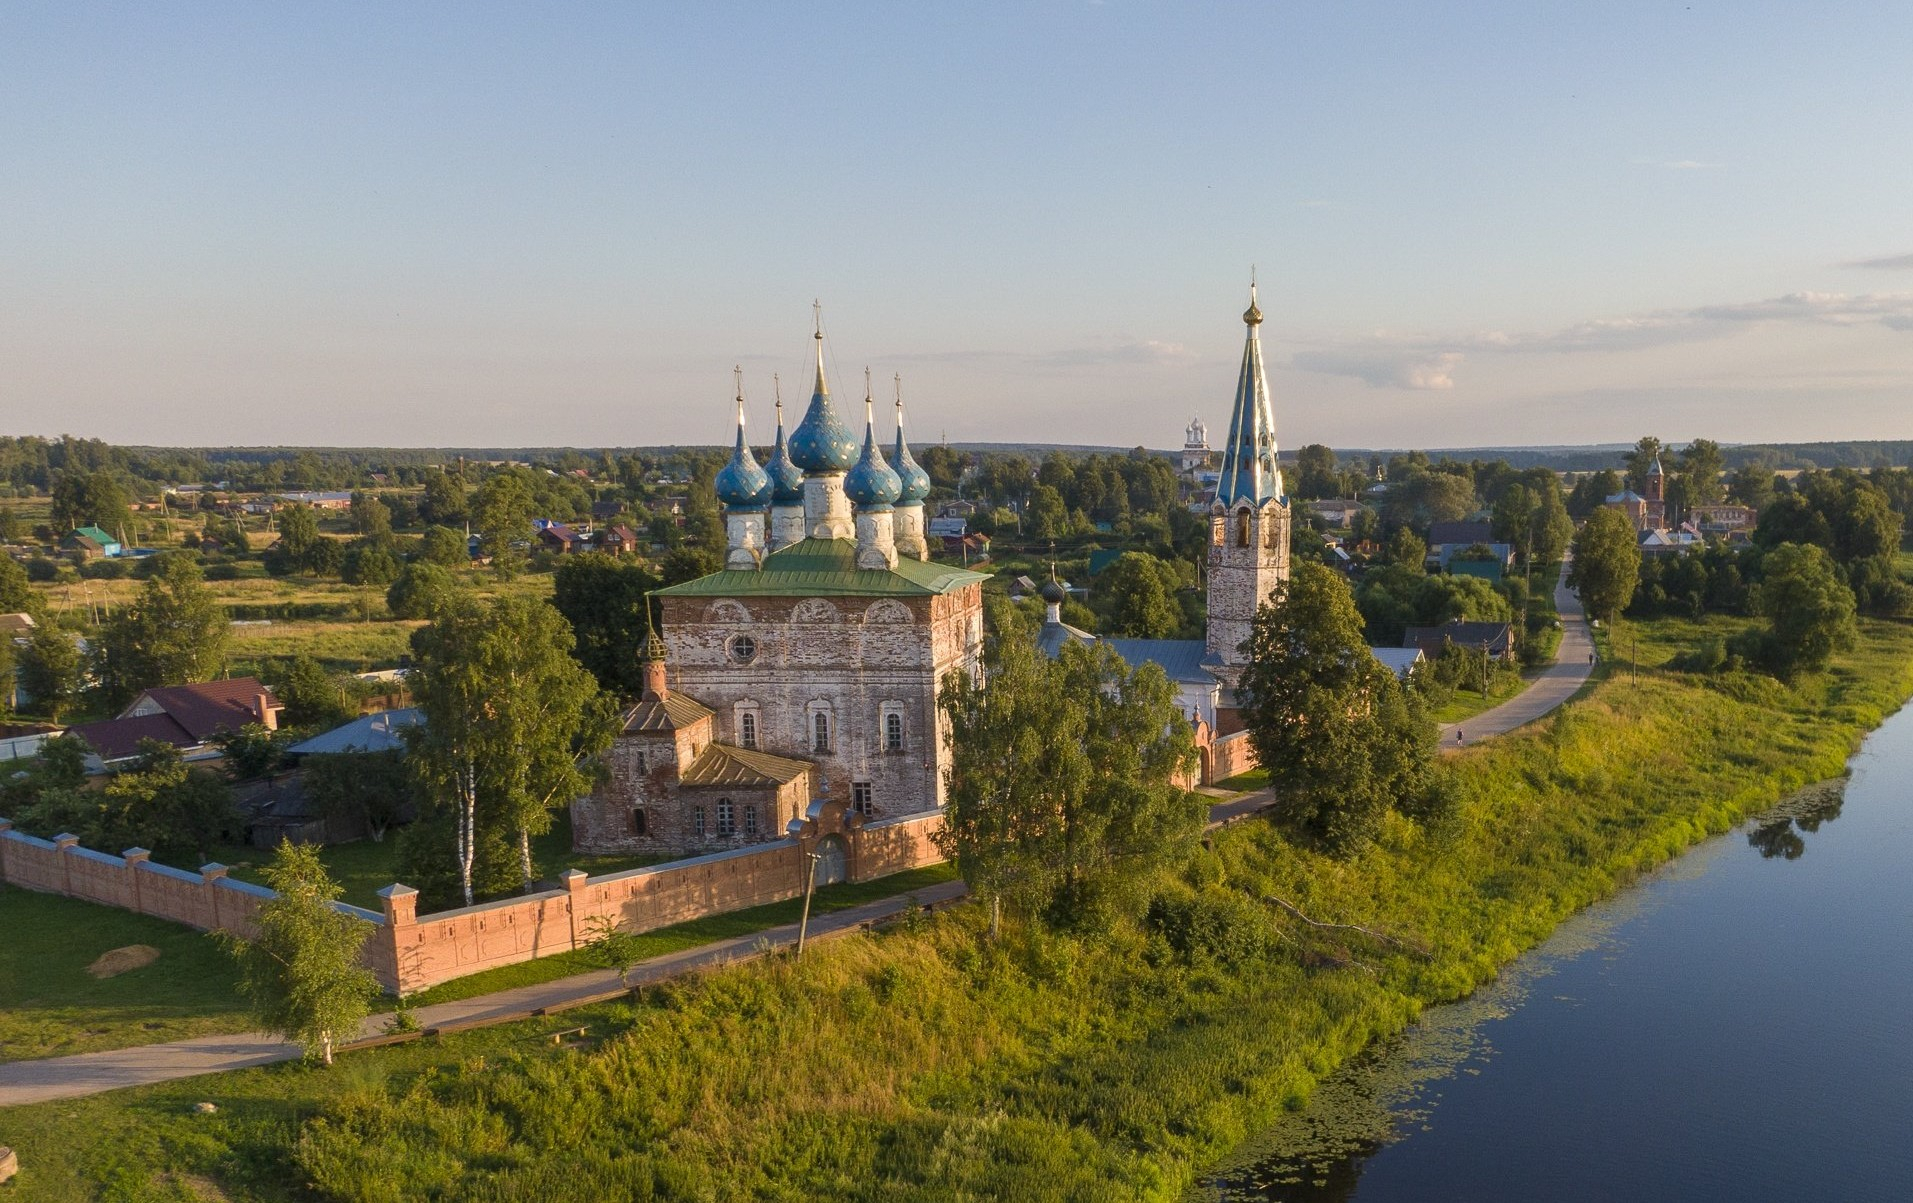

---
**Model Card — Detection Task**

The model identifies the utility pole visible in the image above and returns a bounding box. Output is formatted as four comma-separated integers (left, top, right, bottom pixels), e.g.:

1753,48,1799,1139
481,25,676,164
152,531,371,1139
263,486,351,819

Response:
794,849,823,957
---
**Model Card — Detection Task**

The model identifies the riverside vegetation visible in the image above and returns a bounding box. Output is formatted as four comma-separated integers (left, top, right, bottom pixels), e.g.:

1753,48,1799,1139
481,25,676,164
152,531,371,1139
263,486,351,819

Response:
3,615,1911,1200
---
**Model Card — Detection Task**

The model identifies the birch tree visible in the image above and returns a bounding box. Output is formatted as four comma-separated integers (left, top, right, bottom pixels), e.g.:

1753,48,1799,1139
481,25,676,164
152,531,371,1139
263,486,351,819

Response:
406,596,610,906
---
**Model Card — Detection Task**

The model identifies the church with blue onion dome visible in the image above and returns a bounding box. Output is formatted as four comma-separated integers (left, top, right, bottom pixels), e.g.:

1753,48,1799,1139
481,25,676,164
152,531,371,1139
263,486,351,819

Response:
573,306,988,862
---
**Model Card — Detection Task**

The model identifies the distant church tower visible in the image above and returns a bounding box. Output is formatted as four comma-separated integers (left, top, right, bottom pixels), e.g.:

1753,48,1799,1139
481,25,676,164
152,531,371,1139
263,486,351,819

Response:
1205,281,1291,674
1181,415,1211,475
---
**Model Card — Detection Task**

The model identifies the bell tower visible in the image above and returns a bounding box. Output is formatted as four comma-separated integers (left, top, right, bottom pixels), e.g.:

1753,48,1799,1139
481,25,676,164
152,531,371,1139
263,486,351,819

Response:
1206,280,1291,673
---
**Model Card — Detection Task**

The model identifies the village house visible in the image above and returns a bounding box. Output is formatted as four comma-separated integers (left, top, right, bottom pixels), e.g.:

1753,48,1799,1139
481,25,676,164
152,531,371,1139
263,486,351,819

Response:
66,678,285,770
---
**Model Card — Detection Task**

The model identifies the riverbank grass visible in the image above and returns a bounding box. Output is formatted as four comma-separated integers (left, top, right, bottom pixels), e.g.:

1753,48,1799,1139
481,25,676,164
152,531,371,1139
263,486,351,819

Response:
4,617,1911,1201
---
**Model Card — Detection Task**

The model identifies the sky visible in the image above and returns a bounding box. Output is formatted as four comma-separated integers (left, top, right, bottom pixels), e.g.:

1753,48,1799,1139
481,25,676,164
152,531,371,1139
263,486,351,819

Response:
4,1,1912,452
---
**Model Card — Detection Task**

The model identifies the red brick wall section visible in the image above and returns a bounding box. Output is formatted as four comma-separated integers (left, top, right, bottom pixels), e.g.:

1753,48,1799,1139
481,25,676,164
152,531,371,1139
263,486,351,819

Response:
1209,731,1258,783
3,808,954,998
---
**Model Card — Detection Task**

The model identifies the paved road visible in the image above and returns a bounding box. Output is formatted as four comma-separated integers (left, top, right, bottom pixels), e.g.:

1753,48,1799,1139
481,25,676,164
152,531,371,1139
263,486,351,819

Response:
0,785,1285,1107
1441,563,1594,749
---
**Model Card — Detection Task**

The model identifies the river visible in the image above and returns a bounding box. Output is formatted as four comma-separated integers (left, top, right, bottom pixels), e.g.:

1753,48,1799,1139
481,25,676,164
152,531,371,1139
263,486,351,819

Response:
1201,702,1913,1203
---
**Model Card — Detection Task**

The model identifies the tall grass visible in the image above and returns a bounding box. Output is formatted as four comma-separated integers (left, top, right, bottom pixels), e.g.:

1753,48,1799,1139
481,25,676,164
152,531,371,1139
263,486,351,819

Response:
4,618,1911,1202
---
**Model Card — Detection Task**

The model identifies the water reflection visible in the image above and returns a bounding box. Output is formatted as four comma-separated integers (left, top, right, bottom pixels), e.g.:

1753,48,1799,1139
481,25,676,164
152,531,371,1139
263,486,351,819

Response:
1746,784,1844,860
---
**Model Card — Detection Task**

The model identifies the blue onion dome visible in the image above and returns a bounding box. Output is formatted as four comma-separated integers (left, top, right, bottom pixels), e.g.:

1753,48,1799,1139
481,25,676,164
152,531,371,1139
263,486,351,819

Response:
714,391,772,510
765,392,807,504
891,386,931,506
844,397,902,510
788,330,859,472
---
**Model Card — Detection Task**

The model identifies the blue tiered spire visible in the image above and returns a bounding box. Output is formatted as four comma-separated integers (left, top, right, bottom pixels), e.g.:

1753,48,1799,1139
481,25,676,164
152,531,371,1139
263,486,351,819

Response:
891,376,931,506
764,377,806,505
844,375,902,511
787,311,859,473
713,371,772,510
1213,280,1284,507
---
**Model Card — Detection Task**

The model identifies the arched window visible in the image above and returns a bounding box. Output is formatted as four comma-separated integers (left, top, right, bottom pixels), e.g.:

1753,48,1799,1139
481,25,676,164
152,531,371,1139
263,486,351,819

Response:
693,806,706,838
884,711,904,752
631,807,647,836
743,804,758,836
813,711,831,753
740,711,757,749
716,797,735,837
1236,509,1251,547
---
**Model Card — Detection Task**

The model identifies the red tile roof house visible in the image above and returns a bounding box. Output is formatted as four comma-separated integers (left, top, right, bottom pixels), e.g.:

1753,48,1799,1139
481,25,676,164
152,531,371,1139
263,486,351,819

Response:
67,678,285,770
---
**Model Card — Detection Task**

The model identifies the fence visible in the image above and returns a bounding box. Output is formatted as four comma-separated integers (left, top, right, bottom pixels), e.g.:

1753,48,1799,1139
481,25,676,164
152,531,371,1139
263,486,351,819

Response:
0,803,944,995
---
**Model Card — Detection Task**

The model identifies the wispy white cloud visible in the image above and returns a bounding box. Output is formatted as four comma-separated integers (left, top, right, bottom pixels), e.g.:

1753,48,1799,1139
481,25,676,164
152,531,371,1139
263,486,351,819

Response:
1631,157,1723,170
890,337,1196,370
1289,291,1913,389
1842,252,1913,270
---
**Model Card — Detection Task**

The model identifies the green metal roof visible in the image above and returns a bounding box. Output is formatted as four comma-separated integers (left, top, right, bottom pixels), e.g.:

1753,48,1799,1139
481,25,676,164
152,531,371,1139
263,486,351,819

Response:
653,537,989,598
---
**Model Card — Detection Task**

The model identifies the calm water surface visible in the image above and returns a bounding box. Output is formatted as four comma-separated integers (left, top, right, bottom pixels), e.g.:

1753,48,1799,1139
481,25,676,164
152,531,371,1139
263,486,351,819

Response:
1202,702,1913,1203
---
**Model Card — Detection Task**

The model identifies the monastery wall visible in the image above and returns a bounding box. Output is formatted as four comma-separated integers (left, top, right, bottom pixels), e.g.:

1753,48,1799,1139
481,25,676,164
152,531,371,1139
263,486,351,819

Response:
2,809,946,996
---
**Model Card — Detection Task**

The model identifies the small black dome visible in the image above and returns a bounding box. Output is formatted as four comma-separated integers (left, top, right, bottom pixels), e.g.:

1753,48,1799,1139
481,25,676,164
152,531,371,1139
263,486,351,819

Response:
1039,579,1066,605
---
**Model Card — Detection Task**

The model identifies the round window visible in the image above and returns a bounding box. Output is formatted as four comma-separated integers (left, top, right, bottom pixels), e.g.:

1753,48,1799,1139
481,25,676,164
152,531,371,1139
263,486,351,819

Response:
730,635,757,663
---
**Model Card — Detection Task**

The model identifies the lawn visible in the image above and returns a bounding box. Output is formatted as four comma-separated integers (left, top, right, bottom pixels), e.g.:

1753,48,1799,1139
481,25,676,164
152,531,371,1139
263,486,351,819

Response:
0,887,252,1063
215,812,670,912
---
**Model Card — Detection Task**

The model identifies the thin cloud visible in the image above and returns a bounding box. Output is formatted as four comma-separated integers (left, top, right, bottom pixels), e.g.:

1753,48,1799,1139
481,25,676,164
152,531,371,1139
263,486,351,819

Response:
1631,158,1723,170
1290,291,1913,389
1842,252,1913,270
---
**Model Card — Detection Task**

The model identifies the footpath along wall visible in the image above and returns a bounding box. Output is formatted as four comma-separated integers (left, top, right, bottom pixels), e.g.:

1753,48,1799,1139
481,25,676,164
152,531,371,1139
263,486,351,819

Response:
0,802,944,995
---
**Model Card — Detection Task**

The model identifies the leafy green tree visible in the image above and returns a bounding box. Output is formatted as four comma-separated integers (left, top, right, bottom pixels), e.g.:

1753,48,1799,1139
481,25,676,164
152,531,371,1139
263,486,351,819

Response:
550,553,663,696
226,841,380,1065
1239,562,1438,852
1382,527,1427,571
51,469,131,535
94,553,229,705
1095,551,1183,638
1381,471,1476,530
0,551,40,616
1491,485,1535,556
266,504,325,576
472,471,535,578
340,540,401,588
304,750,411,843
17,625,82,721
215,722,286,780
1729,464,1777,510
1568,468,1623,520
1025,484,1070,541
1293,444,1340,500
418,525,468,567
1753,542,1857,678
1568,508,1641,623
420,468,469,526
406,597,614,904
1679,439,1726,506
937,609,1201,935
272,655,354,730
350,492,392,539
659,545,721,586
97,740,237,863
386,561,462,621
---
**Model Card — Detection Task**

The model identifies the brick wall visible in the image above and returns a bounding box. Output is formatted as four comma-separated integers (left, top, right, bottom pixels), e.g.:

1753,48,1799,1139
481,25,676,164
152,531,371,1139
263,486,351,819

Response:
2,806,948,997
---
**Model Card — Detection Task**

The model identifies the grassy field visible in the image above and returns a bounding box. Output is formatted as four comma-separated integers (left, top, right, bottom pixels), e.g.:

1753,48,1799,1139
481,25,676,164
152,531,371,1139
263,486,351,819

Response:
213,813,669,912
0,888,251,1062
5,617,1910,1200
